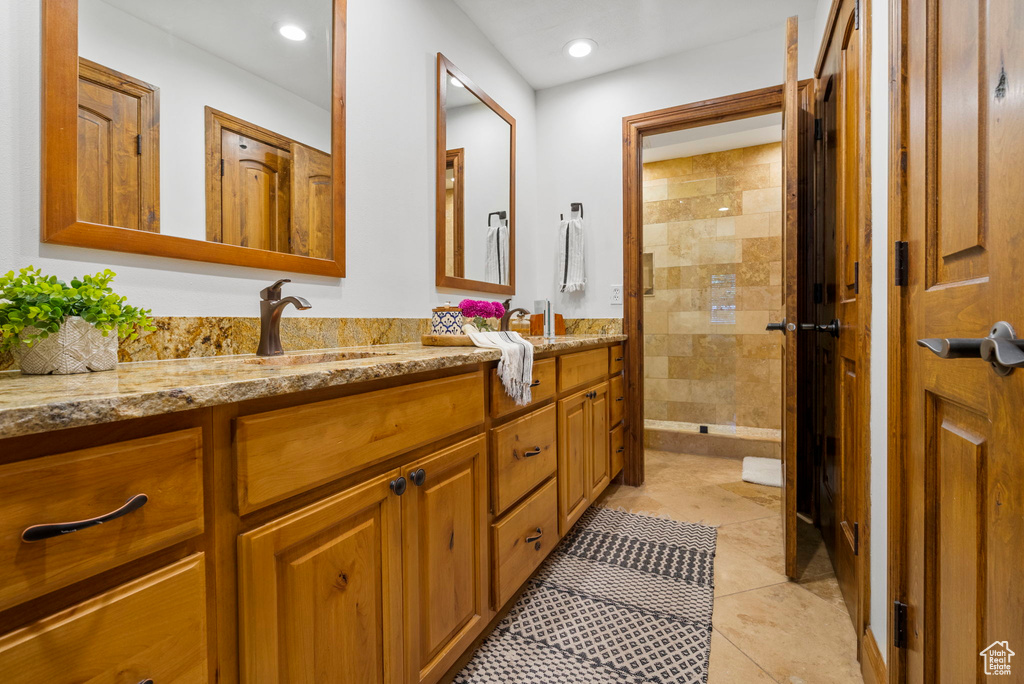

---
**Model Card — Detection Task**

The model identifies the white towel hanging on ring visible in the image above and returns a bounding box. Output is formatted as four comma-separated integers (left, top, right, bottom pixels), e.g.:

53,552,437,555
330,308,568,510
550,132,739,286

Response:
484,215,510,285
558,209,586,292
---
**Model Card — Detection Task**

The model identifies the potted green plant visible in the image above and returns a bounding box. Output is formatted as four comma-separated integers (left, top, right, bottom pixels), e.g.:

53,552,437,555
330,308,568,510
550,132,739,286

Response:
0,267,155,375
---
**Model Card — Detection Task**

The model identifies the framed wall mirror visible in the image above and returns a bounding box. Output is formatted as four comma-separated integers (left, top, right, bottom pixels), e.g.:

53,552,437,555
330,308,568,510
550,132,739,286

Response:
42,0,346,277
436,53,515,294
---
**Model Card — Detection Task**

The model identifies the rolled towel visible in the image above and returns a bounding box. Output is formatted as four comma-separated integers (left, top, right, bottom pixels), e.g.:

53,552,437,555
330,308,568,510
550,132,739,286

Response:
463,326,534,405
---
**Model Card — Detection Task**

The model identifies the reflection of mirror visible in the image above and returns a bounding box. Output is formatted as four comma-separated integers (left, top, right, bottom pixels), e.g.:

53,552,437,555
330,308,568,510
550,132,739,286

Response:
436,53,515,294
42,0,345,276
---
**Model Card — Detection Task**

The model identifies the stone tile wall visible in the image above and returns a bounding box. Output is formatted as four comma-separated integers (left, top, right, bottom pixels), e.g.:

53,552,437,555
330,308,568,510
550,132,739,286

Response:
642,142,784,430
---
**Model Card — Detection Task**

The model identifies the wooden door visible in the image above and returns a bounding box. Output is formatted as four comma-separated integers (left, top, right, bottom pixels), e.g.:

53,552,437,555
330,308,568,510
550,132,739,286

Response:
903,0,1024,680
780,15,800,578
814,0,867,632
588,382,611,499
292,143,333,259
77,58,158,232
557,389,590,535
220,128,291,252
237,471,404,684
402,436,489,684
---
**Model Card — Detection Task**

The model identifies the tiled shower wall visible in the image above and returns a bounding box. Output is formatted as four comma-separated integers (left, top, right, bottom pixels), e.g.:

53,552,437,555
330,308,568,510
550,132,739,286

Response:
642,142,784,430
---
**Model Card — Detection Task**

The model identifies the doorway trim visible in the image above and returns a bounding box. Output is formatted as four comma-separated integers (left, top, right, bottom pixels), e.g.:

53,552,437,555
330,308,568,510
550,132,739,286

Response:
620,84,784,487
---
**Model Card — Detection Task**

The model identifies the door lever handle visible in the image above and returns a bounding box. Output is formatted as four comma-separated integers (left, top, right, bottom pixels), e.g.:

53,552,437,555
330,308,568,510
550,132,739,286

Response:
799,319,841,338
918,321,1023,376
766,318,787,332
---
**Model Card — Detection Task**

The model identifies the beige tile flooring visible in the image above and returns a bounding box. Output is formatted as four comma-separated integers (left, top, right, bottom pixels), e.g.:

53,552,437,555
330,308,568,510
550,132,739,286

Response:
601,450,864,683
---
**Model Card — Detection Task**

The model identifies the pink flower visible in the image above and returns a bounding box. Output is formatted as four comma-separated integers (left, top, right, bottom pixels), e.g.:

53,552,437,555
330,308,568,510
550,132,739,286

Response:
459,299,505,319
491,301,506,318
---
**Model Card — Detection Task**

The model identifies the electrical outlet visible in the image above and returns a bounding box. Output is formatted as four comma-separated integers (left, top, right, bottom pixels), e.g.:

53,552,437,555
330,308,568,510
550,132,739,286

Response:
610,285,623,305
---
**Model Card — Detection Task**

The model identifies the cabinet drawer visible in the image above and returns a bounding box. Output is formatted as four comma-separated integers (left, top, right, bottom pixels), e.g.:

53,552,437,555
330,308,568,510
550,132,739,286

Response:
609,344,624,374
491,405,557,515
490,358,555,418
492,478,558,608
611,423,624,479
558,348,608,392
610,374,625,426
0,429,204,611
0,554,208,683
236,372,484,512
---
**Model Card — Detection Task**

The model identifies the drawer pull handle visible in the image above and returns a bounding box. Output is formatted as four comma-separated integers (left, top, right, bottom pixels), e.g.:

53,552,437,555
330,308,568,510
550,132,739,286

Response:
614,356,624,361
390,477,408,496
526,527,543,544
616,396,624,401
616,447,625,454
21,493,149,543
409,468,426,486
530,380,541,387
138,680,154,684
523,447,542,458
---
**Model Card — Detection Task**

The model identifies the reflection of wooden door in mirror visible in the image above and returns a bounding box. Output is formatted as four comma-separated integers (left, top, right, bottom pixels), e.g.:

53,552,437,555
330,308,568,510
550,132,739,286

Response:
292,144,333,259
77,58,159,232
446,148,465,278
206,107,333,256
219,129,291,252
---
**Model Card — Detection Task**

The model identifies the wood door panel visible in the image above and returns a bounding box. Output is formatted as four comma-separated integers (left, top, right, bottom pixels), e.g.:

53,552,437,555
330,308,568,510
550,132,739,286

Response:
238,472,403,684
292,143,333,259
221,129,291,252
557,391,589,535
402,436,489,684
903,0,1024,680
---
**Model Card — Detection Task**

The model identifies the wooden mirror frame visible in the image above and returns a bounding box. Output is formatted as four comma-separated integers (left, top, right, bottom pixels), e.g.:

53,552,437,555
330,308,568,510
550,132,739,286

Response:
41,0,346,277
435,53,516,294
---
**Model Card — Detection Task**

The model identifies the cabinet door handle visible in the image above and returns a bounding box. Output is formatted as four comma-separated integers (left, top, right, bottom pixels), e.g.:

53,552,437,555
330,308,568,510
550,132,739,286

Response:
138,680,154,684
616,396,624,401
390,477,408,496
409,468,426,486
616,446,625,453
523,447,542,458
21,494,148,543
525,527,543,543
530,379,541,387
614,356,624,361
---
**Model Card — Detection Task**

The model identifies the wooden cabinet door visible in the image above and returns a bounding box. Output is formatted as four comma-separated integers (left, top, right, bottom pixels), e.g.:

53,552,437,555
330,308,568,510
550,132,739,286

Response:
557,389,590,535
220,128,292,252
402,437,489,684
238,471,404,684
588,382,610,499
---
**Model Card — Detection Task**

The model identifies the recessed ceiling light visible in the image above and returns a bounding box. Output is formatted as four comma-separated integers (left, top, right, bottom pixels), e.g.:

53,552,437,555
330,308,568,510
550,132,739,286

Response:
450,76,465,88
279,24,307,41
564,38,597,58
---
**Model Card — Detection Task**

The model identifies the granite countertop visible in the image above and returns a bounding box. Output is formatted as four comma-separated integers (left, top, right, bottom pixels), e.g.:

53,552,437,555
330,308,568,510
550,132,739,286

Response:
0,334,626,439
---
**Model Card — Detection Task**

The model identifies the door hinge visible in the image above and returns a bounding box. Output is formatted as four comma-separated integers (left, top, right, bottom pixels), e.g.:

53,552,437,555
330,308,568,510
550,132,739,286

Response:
854,261,860,294
854,0,861,29
814,118,823,141
894,240,909,286
813,282,824,304
893,600,909,649
136,134,142,156
220,159,225,177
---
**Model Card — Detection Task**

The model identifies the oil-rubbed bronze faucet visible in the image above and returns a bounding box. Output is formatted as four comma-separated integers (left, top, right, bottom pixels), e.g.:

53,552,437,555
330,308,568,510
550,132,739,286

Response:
257,279,312,356
499,307,531,331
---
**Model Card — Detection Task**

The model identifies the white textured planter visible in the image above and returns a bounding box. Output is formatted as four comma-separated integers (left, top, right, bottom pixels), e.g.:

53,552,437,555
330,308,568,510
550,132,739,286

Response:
18,316,118,375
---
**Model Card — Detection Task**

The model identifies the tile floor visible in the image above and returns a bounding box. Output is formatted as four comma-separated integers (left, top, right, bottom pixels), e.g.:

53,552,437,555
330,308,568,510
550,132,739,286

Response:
601,450,865,684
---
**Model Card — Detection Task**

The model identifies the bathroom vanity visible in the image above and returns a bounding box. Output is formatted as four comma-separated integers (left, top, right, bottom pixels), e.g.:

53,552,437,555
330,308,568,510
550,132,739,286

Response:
0,335,626,683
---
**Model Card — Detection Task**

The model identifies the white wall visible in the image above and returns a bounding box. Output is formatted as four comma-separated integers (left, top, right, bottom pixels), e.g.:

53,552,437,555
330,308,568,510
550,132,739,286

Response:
867,0,889,659
533,20,819,318
79,0,331,243
0,0,540,318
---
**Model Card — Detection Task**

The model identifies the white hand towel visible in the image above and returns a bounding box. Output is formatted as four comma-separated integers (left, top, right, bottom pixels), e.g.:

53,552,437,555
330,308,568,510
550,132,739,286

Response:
558,210,585,292
463,326,534,405
484,218,510,285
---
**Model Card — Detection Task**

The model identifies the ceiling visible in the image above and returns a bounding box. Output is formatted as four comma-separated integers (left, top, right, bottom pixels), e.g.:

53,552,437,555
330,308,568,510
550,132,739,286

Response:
96,0,332,109
643,113,782,162
451,0,818,90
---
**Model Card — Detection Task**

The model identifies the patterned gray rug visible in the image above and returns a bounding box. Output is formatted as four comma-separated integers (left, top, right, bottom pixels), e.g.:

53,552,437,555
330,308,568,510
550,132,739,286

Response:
455,506,717,683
